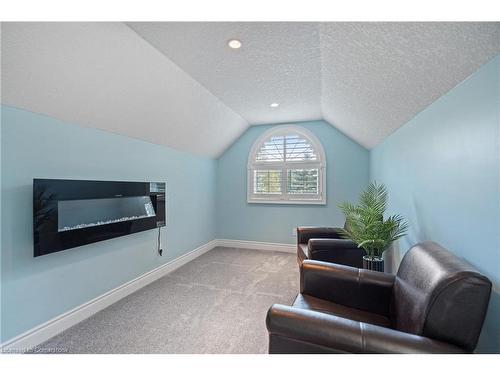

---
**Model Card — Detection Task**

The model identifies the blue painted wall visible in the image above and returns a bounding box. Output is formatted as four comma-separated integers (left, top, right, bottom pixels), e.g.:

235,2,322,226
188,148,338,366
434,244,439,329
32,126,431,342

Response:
216,120,370,244
370,55,500,353
0,106,217,342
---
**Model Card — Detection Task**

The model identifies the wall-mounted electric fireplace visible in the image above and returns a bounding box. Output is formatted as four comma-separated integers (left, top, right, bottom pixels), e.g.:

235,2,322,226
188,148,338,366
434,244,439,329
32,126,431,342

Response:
33,179,166,257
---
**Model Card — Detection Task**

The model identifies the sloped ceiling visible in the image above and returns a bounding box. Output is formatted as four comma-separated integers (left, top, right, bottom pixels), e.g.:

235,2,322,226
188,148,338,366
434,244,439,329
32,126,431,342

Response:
128,22,323,125
2,22,499,158
1,22,247,157
129,22,500,149
319,23,500,146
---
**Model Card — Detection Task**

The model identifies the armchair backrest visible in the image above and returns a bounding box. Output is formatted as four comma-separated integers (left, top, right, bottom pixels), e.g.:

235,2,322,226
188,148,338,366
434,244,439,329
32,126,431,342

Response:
392,241,491,352
296,227,343,244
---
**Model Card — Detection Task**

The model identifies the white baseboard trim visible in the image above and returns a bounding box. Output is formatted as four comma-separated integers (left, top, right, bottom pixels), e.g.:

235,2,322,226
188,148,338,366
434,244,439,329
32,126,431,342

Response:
0,238,295,352
216,239,295,254
0,239,218,353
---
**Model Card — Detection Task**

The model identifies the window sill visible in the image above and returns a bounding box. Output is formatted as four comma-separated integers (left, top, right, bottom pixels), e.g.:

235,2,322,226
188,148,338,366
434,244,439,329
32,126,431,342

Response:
247,199,326,205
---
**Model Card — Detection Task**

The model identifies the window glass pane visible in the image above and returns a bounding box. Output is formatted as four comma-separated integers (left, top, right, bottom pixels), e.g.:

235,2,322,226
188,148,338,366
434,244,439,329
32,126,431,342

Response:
253,170,282,194
287,169,319,194
255,136,285,162
285,134,318,161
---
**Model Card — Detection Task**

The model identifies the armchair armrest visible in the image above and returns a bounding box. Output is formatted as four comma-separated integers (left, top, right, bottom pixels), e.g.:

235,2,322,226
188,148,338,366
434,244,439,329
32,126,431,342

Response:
297,227,343,244
266,304,466,354
308,238,364,268
300,260,394,316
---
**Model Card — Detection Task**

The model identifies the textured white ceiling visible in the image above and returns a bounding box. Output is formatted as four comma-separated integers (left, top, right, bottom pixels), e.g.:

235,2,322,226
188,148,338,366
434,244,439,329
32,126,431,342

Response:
1,22,247,158
2,22,499,157
128,22,323,125
320,22,500,147
129,22,500,149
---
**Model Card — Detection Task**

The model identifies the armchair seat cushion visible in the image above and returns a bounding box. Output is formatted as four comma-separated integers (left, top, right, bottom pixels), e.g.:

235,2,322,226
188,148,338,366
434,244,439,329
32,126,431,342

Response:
293,294,391,328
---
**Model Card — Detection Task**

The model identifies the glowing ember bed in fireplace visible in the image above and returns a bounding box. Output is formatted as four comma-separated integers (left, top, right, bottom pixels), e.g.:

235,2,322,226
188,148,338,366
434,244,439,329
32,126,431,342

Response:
33,179,166,257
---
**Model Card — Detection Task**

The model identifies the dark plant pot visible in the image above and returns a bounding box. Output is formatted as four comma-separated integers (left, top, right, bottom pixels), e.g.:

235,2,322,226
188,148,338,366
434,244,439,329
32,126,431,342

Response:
363,255,384,272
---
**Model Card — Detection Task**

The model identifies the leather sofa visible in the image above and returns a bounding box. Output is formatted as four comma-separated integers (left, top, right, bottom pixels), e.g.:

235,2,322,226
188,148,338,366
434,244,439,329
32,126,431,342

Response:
267,241,492,353
296,226,363,268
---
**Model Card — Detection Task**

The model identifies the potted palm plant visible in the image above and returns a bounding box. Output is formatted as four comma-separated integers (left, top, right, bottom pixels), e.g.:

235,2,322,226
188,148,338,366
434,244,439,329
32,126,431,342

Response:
338,182,408,272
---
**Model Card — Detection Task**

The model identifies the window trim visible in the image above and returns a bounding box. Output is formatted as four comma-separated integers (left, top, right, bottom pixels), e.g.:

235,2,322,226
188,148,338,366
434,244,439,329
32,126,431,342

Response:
247,125,326,205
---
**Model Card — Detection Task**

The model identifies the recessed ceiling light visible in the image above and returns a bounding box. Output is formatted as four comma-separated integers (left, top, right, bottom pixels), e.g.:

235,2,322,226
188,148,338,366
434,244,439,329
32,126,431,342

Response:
270,103,279,108
227,39,242,49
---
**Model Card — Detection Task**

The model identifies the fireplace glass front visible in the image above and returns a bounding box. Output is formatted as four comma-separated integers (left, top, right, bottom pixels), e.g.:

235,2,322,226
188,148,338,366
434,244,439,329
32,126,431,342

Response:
58,196,156,232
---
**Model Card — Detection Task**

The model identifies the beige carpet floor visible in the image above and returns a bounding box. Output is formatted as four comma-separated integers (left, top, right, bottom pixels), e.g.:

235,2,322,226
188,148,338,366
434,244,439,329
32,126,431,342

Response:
36,247,299,353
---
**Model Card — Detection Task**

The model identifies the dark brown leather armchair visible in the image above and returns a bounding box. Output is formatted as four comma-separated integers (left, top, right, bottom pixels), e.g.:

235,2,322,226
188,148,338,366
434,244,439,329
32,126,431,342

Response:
296,227,363,267
267,241,492,353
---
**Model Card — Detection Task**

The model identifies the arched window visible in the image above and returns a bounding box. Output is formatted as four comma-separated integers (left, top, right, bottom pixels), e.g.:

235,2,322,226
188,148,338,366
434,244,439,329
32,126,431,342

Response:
247,125,326,204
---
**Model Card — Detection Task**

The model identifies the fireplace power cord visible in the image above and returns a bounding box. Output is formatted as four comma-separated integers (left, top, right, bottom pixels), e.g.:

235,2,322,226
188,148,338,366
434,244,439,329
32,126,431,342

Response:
157,227,163,256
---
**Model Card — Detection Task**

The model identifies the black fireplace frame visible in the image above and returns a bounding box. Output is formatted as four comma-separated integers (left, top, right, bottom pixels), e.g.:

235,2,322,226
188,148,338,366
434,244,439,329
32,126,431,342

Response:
33,179,166,257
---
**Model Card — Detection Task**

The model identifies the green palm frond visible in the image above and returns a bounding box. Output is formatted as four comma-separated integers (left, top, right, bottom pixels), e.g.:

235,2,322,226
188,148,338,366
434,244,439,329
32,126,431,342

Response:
337,182,408,258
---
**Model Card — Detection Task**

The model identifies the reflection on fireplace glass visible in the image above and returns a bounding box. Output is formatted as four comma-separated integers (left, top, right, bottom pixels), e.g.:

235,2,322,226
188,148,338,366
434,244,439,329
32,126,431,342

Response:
58,196,156,232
